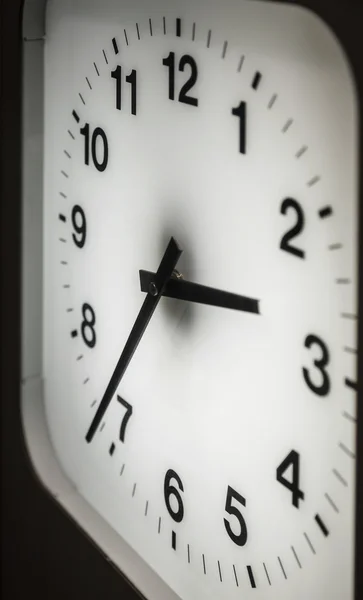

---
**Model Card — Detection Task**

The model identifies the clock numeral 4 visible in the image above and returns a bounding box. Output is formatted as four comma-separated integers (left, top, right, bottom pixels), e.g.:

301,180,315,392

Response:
71,205,87,248
111,65,137,115
276,450,304,508
280,198,305,259
164,469,184,523
117,395,133,442
303,334,330,396
162,52,198,107
224,485,248,546
80,123,108,172
81,303,96,348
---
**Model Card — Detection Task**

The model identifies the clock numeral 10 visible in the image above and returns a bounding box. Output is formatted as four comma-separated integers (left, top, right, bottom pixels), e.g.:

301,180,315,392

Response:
162,52,199,106
81,303,96,348
276,450,304,508
111,65,137,115
164,469,184,523
80,123,108,172
224,485,248,546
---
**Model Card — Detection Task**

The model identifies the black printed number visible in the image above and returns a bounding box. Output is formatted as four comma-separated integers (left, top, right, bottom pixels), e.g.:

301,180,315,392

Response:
164,469,184,523
116,395,133,442
303,334,330,396
280,198,305,259
81,303,96,348
71,205,86,248
111,66,137,115
224,485,248,546
232,101,247,154
80,123,108,172
276,450,304,508
162,52,198,106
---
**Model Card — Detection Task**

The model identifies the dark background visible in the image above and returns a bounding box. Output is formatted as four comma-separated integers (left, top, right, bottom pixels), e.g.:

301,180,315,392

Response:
1,0,362,599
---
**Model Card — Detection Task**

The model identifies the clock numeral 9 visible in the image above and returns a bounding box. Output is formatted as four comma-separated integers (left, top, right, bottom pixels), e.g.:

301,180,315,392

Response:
224,485,248,546
81,303,96,348
303,334,330,396
162,52,198,107
117,395,133,442
280,198,305,259
71,205,86,248
111,65,137,115
80,123,108,172
164,469,184,523
276,450,304,508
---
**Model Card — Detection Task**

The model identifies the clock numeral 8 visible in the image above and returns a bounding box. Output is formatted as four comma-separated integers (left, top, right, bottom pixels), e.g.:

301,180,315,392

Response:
303,334,330,396
224,485,248,546
164,469,184,523
81,303,96,348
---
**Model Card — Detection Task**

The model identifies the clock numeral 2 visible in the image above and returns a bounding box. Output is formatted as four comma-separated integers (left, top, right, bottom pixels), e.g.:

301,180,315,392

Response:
117,395,133,442
303,334,330,396
80,123,108,172
81,303,96,348
162,52,198,106
164,469,184,523
280,198,305,259
224,485,248,546
111,65,137,115
276,450,304,508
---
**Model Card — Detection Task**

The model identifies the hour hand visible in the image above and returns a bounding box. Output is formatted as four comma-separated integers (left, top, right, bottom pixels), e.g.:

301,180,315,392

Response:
139,270,260,314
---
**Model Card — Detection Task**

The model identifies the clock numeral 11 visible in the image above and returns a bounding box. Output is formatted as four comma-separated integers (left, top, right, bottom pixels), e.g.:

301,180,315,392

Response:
111,65,137,115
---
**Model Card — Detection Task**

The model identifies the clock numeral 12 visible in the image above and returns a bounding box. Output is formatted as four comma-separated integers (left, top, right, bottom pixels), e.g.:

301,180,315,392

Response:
80,123,109,172
111,66,137,115
162,52,199,106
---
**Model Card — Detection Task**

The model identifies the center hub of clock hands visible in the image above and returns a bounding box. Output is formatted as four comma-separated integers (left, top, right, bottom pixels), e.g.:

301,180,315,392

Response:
86,237,260,443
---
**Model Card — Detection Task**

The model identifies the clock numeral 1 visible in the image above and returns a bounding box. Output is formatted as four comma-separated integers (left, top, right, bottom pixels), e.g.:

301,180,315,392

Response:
71,205,86,248
303,334,330,396
280,198,305,259
80,123,108,172
231,101,247,154
164,469,184,523
162,52,199,106
117,395,133,442
224,485,248,546
276,450,304,508
81,303,96,348
111,65,137,115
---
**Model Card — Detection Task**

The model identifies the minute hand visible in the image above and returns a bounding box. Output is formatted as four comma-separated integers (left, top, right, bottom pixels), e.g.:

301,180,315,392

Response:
139,270,260,315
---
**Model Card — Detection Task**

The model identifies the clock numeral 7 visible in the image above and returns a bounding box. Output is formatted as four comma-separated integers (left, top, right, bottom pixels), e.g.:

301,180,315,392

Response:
162,52,198,106
224,485,248,546
80,123,108,172
111,66,137,115
116,395,133,443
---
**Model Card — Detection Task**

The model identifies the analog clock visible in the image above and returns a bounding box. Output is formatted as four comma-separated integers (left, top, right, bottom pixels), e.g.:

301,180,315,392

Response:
21,0,360,599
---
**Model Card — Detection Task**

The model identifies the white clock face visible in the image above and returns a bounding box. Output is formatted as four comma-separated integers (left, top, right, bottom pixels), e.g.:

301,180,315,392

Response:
42,0,358,598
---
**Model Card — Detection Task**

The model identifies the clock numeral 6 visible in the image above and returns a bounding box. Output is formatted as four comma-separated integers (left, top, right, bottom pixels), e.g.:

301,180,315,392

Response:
162,52,198,107
224,485,248,546
303,334,330,396
276,450,304,508
81,303,96,348
111,65,137,115
80,123,108,172
71,205,86,248
164,469,184,523
280,198,305,259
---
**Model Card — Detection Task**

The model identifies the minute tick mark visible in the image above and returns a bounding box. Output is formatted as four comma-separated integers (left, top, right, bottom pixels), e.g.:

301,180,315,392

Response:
296,145,308,158
282,118,293,133
192,23,196,41
207,30,212,48
222,41,228,59
307,175,320,187
72,110,80,123
333,468,348,486
102,49,108,64
325,492,339,512
263,563,271,585
172,530,176,550
93,62,100,76
202,554,206,574
345,377,357,391
71,329,78,338
79,93,85,105
251,71,261,90
112,37,119,54
304,532,316,554
278,557,287,579
318,206,333,219
109,442,115,456
315,514,329,537
136,23,140,40
291,546,301,568
339,442,356,458
247,565,256,587
59,213,66,222
149,19,153,36
124,29,129,45
237,55,245,72
233,564,239,586
217,560,222,582
64,150,71,158
176,18,181,37
67,130,75,140
268,94,277,109
86,77,92,90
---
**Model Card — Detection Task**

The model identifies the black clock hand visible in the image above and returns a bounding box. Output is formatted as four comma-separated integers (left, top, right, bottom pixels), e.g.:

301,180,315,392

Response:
139,270,260,314
86,237,182,443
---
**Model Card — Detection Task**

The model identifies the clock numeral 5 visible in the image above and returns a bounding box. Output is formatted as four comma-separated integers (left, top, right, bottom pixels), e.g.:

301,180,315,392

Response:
111,65,137,115
117,395,133,442
81,303,96,348
280,198,305,259
80,123,108,172
164,469,184,523
71,205,87,248
162,52,198,107
303,334,330,396
224,485,248,546
276,450,304,508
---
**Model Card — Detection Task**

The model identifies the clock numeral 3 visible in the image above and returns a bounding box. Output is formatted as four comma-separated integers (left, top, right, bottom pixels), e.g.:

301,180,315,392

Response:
276,449,304,508
111,65,137,115
164,469,184,523
80,123,109,172
224,485,248,546
117,395,133,442
280,198,305,259
162,52,198,107
81,303,96,348
303,334,330,396
71,205,87,248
